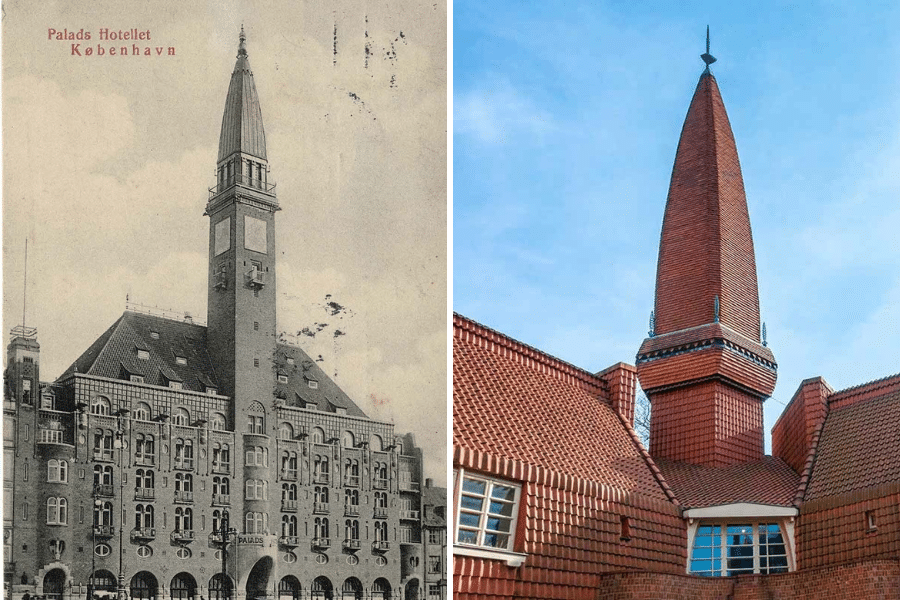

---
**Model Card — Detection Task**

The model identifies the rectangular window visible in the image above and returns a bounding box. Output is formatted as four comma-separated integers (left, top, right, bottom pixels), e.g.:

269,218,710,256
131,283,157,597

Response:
455,470,520,552
689,522,788,576
254,359,259,368
175,357,187,366
137,350,150,360
427,555,441,573
130,375,145,383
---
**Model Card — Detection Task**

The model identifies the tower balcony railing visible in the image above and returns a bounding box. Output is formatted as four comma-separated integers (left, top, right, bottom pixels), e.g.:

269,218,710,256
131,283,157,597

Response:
134,488,155,500
312,537,330,549
209,174,276,200
373,507,388,519
38,429,69,445
344,504,359,517
246,268,265,289
342,539,361,551
372,540,390,552
171,529,195,543
131,528,156,541
93,525,115,538
279,535,300,547
174,491,194,503
282,499,298,512
93,484,115,498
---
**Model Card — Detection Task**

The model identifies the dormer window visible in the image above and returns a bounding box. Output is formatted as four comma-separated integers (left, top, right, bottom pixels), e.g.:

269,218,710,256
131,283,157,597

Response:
130,375,145,383
137,350,150,360
175,356,187,366
278,375,288,384
150,332,160,340
308,379,318,390
336,407,347,415
169,382,183,390
286,357,295,365
206,387,217,396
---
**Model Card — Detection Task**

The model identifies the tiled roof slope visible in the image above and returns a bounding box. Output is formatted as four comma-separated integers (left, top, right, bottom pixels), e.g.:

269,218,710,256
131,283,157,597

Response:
454,314,671,502
60,311,218,392
422,485,447,527
656,456,799,508
654,71,761,342
804,382,900,501
274,343,368,418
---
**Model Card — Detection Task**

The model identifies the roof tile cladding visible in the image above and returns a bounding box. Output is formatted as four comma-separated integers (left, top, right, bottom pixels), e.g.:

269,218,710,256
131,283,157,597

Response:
453,314,670,502
274,343,368,417
804,382,900,501
61,311,218,392
656,456,799,508
654,71,761,342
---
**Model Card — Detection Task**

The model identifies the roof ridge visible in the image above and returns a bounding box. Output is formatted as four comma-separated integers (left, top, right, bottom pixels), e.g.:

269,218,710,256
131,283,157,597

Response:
792,417,826,507
613,409,680,506
453,312,608,397
828,371,900,410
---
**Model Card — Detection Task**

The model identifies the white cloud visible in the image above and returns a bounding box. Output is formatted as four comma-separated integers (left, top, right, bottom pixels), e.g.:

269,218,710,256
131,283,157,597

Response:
454,80,556,144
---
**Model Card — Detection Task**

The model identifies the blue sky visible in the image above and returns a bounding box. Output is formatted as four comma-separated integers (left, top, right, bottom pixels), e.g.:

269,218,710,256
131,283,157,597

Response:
453,1,900,448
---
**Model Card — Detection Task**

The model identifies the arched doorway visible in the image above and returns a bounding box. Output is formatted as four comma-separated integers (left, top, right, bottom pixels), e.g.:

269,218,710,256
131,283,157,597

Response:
209,574,233,600
90,570,116,599
130,572,158,600
340,578,362,600
372,578,392,600
311,577,332,600
277,576,300,600
171,573,197,600
245,558,273,600
404,579,419,600
43,569,66,600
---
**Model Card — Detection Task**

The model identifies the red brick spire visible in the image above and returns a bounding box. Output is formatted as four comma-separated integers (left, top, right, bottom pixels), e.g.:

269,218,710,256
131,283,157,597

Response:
654,70,760,340
636,54,777,467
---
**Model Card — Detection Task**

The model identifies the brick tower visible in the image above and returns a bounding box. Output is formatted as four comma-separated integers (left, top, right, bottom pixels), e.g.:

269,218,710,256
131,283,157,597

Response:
205,27,279,592
636,47,777,467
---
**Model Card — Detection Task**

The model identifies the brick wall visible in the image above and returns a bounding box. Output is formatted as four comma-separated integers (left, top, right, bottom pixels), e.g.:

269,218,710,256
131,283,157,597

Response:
453,448,685,600
772,377,831,473
594,559,900,600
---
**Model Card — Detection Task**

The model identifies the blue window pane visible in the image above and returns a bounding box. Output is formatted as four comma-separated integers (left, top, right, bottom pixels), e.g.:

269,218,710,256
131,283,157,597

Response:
458,513,480,528
488,500,515,516
691,546,713,560
486,517,511,533
694,535,716,548
462,478,486,495
491,485,516,501
457,530,477,544
460,495,483,511
691,560,712,572
483,533,508,548
727,557,753,572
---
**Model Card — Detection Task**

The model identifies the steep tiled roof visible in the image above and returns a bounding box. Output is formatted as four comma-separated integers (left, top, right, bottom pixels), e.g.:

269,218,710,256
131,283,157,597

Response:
454,314,671,503
422,485,447,527
274,343,368,418
60,311,218,392
653,70,761,341
804,384,900,501
656,456,799,508
218,28,267,162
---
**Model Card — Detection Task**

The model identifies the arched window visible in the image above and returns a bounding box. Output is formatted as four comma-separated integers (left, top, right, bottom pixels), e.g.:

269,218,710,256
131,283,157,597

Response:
175,507,193,532
175,439,194,469
130,572,159,600
46,497,67,524
314,455,330,483
371,578,392,600
279,422,293,440
344,459,359,486
93,501,113,527
172,408,190,426
311,577,332,600
247,401,265,434
374,520,388,542
170,574,197,600
344,519,359,541
94,429,114,459
135,434,155,464
375,491,387,508
311,427,325,444
135,504,154,529
210,412,226,431
314,485,329,504
345,489,359,509
369,434,383,452
133,402,151,421
91,397,111,415
314,517,329,539
341,430,355,448
209,574,232,600
93,464,113,487
278,576,301,600
281,514,299,537
282,483,297,502
341,578,362,600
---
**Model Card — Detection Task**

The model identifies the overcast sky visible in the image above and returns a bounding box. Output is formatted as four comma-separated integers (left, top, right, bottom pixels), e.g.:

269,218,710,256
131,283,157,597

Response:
2,0,447,484
454,1,900,450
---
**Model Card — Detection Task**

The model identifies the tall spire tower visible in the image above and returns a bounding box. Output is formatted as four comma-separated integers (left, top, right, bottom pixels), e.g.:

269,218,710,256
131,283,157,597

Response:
636,32,777,467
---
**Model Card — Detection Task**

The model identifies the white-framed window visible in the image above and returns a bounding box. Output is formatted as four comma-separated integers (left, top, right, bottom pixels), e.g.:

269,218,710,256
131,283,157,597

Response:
137,349,150,360
689,522,789,576
172,408,190,426
133,402,151,421
175,356,187,366
453,468,526,566
169,381,183,390
245,479,267,500
210,412,226,431
91,397,111,415
47,459,68,483
46,497,68,525
130,375,145,383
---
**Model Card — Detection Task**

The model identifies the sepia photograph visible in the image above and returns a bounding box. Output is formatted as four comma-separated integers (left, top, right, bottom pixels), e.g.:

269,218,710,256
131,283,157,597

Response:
3,2,446,600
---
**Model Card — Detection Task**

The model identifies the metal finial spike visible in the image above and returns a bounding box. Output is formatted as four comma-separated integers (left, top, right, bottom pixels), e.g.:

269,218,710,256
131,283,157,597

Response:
701,25,717,70
238,25,247,57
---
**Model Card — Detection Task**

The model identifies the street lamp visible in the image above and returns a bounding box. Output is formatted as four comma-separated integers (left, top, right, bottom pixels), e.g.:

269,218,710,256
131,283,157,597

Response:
113,409,129,600
218,512,237,600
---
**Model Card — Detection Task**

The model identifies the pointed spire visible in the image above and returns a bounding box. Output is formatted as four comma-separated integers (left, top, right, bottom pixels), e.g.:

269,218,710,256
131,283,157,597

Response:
701,25,716,72
238,24,247,57
218,26,268,162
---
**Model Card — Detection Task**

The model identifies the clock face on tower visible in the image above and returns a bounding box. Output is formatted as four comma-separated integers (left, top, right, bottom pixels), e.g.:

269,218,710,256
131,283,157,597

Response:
244,215,267,254
215,217,231,256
